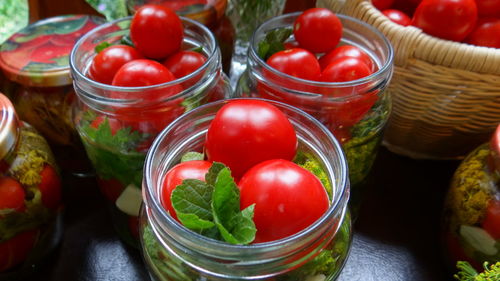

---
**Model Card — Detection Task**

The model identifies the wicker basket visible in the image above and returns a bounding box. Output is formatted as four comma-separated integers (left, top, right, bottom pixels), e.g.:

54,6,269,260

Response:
318,0,500,159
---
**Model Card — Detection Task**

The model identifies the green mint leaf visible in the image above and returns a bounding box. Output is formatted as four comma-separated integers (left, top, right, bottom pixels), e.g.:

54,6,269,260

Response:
95,42,111,53
120,34,134,47
257,27,293,61
190,46,204,53
171,179,214,230
176,213,215,230
205,162,225,186
181,152,204,162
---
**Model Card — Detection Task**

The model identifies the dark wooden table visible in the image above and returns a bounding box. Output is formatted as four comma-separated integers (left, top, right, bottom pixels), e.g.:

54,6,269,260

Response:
26,146,459,281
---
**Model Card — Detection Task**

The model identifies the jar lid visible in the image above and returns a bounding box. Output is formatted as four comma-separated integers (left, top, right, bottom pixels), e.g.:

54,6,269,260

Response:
0,93,18,160
490,124,500,173
0,15,104,87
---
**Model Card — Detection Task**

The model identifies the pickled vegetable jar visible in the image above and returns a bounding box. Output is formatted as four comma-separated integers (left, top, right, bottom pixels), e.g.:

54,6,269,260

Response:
141,99,352,281
443,124,500,270
0,15,104,175
236,12,394,216
70,16,231,246
0,93,62,279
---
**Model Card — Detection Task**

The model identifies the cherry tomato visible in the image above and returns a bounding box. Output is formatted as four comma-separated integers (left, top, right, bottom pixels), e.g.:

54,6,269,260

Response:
465,18,500,48
412,0,478,42
266,48,321,81
0,177,25,211
482,200,500,239
161,160,212,221
97,178,125,203
88,45,144,85
90,115,122,135
130,5,184,59
382,9,412,26
318,45,375,71
476,0,500,17
293,8,343,53
128,216,140,239
163,50,207,79
392,0,422,16
372,0,395,10
205,100,298,179
239,159,329,243
38,165,62,210
0,229,39,272
321,57,373,85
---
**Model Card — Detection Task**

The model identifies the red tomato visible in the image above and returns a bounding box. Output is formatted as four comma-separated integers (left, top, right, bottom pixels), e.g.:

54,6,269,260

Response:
266,48,321,81
482,200,500,239
319,45,375,71
97,178,125,203
161,160,212,221
0,229,39,272
38,165,62,210
0,177,25,211
293,8,343,53
382,9,412,26
239,159,329,243
88,45,144,85
128,216,140,239
465,18,500,48
163,50,207,79
412,0,478,42
476,0,500,17
372,0,395,10
205,100,298,179
321,57,373,85
391,0,422,16
90,115,122,135
130,5,184,59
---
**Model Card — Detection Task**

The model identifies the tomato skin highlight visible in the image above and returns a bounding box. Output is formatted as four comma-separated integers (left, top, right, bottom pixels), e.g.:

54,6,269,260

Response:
130,4,184,59
293,8,343,53
465,18,500,48
0,177,25,212
239,159,329,243
88,45,144,85
266,48,321,81
319,45,375,71
205,100,297,180
382,9,412,26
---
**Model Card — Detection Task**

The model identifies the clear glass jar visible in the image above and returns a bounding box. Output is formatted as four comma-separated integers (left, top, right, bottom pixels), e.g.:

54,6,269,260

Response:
236,13,394,217
0,15,104,176
141,98,352,281
70,16,231,246
442,125,500,271
0,93,62,280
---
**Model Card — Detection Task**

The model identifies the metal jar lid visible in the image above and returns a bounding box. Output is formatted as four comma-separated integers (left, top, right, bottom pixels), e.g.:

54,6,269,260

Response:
0,15,104,87
0,93,19,160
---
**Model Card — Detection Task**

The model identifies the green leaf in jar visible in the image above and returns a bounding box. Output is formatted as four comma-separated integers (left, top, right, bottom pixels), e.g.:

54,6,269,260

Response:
180,152,205,162
171,179,214,230
257,27,293,61
95,41,111,53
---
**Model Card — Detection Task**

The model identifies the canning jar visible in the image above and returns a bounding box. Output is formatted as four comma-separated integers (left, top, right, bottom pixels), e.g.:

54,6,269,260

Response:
0,15,104,175
70,16,231,246
236,12,394,216
442,124,500,270
0,93,62,279
141,98,352,281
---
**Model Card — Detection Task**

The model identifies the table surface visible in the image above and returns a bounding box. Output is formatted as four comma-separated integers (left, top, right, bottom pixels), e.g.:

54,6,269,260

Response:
23,146,460,281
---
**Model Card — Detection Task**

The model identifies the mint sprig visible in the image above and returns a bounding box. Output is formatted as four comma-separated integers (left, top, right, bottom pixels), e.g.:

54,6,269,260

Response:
171,163,256,244
257,27,293,61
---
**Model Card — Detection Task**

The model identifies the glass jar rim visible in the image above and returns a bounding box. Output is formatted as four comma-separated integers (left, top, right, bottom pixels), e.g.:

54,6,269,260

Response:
0,94,19,160
143,97,350,253
69,16,219,95
249,12,394,94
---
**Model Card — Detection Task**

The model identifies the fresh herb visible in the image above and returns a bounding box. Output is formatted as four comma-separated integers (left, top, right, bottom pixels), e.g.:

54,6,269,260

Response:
454,261,500,281
85,0,128,21
95,42,111,53
180,152,204,162
190,46,204,54
257,27,293,61
0,0,29,44
295,152,333,199
171,163,256,244
120,34,134,47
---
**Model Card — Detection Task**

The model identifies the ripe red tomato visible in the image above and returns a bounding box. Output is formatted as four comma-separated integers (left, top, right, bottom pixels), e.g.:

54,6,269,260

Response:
161,160,212,221
38,165,62,210
88,45,144,85
130,5,184,59
465,18,500,48
0,177,25,211
293,8,343,53
321,57,373,85
391,0,422,16
372,0,395,10
482,200,500,239
90,115,122,135
239,159,329,243
476,0,500,17
382,9,412,26
205,100,297,179
266,48,321,81
412,0,478,42
163,50,207,79
97,178,125,202
319,45,375,71
0,229,39,272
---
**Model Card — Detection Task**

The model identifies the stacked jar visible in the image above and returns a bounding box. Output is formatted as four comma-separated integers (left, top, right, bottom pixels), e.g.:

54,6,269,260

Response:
0,93,62,280
70,14,231,246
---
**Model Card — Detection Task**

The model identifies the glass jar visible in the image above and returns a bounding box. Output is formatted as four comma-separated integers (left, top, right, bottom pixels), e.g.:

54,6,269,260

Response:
236,13,394,217
141,98,352,281
0,15,104,176
0,93,62,280
70,16,231,246
442,124,500,271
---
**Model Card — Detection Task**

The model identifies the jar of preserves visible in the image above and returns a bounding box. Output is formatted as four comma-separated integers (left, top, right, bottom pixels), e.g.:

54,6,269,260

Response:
236,12,394,217
0,15,104,175
70,16,231,246
443,124,500,270
0,93,62,279
141,98,352,280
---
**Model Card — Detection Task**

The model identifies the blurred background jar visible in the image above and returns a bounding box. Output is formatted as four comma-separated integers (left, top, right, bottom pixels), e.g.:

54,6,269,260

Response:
0,93,63,280
0,15,105,176
442,124,500,271
70,16,232,247
236,13,394,217
140,98,352,281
